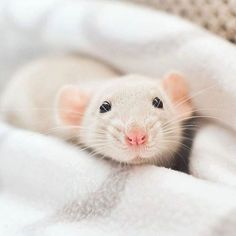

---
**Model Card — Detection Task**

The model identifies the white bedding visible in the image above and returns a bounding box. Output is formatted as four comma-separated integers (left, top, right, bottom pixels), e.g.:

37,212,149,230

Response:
1,0,236,235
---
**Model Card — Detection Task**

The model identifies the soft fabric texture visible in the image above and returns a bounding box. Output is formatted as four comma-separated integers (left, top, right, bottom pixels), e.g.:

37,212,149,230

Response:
1,0,236,235
1,123,236,236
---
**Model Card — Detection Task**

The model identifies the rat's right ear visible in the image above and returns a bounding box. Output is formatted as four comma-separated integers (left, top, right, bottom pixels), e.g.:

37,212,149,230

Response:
55,85,90,126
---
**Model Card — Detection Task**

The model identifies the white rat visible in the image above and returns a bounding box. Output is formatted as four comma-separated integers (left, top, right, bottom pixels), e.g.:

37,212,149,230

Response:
0,55,193,167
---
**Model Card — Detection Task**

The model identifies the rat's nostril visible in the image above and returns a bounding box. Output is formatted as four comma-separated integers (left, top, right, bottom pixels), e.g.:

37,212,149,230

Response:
138,135,146,145
126,136,134,144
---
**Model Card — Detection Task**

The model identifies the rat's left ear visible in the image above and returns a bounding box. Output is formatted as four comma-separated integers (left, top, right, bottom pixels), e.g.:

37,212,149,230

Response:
162,73,193,118
55,85,90,126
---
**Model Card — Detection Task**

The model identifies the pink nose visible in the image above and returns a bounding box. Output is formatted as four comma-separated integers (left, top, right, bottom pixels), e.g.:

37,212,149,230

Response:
126,131,147,146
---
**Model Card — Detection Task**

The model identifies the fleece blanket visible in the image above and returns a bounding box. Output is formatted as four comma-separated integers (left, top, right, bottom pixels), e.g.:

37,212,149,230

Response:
1,0,236,235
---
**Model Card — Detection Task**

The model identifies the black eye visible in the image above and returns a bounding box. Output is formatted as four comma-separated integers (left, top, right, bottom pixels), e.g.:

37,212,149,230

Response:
100,101,112,113
152,97,163,109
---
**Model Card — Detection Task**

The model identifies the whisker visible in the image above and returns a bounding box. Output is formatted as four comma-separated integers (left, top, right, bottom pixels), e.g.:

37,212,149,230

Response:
161,114,224,131
161,140,192,151
161,126,199,135
161,106,226,129
173,82,219,110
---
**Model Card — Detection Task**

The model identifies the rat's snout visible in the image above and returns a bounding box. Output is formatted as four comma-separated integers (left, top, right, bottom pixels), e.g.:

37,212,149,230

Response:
125,129,147,146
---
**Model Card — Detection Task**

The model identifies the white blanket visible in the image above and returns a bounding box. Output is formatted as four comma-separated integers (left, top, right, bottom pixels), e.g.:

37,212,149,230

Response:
1,0,236,235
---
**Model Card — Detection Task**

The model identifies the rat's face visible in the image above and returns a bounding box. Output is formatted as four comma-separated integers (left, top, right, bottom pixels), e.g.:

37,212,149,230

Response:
56,74,193,165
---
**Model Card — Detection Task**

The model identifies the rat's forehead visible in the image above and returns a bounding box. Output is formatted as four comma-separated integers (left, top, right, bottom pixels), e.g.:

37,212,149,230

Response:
101,78,162,100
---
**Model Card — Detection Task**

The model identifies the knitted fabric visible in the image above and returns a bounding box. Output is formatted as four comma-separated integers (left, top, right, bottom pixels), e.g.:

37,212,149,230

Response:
125,0,236,43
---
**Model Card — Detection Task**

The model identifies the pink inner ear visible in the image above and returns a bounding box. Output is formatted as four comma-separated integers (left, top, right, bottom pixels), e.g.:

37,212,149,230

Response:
162,73,193,118
57,85,89,125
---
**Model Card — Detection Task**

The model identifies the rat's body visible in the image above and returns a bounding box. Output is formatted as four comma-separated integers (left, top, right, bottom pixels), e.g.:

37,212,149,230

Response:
0,55,117,133
0,55,193,167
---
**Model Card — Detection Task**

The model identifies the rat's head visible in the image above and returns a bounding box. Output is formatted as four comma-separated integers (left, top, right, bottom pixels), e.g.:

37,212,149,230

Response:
56,73,193,165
